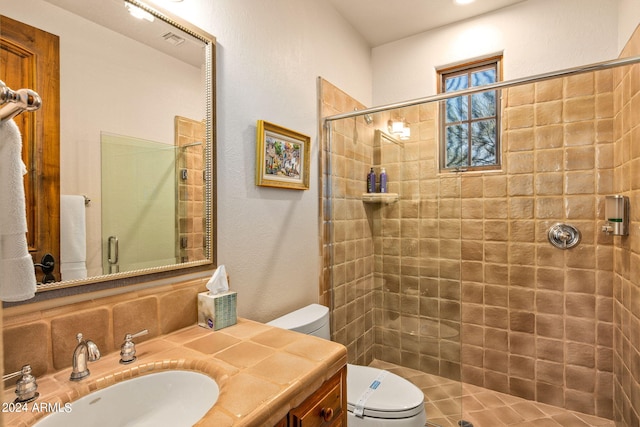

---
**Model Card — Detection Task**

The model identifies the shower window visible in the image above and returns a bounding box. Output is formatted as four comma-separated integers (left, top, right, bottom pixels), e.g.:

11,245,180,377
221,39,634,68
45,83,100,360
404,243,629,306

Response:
438,56,502,172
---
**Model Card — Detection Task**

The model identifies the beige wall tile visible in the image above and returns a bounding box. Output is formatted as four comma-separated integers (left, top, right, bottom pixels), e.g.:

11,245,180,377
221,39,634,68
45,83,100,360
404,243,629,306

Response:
112,297,159,346
564,97,595,122
159,288,198,334
536,79,564,103
535,125,564,149
507,105,535,129
3,322,50,378
535,101,563,126
50,308,111,370
565,73,595,98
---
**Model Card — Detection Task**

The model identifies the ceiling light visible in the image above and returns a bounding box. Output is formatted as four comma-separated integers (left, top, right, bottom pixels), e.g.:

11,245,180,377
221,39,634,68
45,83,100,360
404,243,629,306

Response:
454,0,475,4
124,1,155,22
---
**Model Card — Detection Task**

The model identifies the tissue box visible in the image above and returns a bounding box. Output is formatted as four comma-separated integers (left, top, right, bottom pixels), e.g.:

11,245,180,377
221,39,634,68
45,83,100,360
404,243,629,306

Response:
197,291,237,330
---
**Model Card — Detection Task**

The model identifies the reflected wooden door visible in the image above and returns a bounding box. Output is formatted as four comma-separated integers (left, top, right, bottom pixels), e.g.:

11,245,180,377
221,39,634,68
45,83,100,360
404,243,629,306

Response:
0,15,60,283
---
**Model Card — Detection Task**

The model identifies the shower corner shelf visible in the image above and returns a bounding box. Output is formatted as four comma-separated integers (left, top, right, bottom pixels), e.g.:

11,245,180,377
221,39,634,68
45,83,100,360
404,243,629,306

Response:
361,193,399,204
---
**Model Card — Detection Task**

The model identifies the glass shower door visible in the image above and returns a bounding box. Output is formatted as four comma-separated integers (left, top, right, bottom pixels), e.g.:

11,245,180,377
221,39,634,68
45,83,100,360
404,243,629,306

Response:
101,132,178,274
325,100,463,427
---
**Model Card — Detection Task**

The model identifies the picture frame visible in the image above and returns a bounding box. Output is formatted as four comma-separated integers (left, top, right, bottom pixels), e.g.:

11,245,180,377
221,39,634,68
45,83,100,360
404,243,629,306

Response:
255,120,310,190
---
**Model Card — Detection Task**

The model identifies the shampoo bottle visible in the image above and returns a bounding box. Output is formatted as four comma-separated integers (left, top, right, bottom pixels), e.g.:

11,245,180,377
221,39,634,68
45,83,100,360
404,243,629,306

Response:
367,167,376,193
379,168,387,193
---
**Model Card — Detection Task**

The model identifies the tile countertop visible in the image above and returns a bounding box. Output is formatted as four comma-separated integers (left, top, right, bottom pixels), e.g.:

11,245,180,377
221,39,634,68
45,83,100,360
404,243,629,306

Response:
2,318,348,427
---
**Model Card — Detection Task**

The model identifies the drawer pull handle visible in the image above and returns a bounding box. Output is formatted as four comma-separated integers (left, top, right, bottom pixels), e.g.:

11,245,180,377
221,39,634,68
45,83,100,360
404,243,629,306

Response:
320,407,334,422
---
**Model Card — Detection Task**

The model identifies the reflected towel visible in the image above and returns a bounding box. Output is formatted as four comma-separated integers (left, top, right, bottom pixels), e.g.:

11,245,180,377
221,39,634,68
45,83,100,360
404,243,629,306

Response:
60,262,87,281
0,119,37,301
60,195,87,281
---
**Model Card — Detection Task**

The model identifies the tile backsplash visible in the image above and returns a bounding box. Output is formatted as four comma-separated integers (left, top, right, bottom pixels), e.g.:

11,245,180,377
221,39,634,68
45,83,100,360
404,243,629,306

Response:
2,277,206,382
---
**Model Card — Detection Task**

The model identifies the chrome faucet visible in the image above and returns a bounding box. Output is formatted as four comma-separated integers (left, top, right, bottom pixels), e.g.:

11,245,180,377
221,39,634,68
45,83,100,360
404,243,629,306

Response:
70,333,101,381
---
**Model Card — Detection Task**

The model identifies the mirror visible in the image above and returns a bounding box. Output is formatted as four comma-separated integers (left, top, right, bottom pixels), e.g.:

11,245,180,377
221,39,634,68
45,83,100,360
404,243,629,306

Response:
0,0,216,297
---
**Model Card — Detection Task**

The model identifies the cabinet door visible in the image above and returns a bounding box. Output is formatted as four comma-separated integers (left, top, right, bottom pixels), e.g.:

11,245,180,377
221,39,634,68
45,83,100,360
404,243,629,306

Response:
289,367,346,427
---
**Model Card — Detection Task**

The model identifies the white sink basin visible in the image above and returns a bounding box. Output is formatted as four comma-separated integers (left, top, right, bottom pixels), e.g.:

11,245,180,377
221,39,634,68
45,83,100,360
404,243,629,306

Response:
34,370,219,427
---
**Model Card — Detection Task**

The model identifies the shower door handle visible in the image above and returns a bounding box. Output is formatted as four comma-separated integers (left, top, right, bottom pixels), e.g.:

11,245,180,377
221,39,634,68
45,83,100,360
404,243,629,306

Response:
108,236,119,264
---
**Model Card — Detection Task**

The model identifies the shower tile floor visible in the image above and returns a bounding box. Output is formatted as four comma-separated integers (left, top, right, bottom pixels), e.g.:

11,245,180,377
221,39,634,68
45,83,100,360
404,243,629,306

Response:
369,360,614,427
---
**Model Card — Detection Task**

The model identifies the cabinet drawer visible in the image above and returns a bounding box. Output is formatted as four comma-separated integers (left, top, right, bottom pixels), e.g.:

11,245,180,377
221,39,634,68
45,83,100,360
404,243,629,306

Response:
289,368,345,427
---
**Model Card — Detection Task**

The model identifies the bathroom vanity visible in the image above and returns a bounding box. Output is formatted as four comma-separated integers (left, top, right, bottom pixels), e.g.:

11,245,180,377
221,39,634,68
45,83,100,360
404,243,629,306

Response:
2,319,347,426
285,368,345,426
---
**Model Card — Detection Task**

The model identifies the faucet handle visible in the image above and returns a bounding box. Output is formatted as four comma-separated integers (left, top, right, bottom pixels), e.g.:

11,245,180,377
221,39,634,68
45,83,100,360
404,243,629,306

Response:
119,329,148,365
127,329,149,340
3,365,39,403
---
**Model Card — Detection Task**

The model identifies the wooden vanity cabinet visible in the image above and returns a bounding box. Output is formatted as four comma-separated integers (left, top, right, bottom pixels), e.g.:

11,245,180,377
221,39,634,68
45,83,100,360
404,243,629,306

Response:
276,367,347,427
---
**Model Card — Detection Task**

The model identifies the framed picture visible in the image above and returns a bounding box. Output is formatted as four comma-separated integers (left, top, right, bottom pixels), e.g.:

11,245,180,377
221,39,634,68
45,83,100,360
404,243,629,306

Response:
255,120,310,190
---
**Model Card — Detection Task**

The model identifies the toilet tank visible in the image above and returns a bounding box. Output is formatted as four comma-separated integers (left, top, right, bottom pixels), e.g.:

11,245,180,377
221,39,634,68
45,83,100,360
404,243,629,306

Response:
266,304,330,340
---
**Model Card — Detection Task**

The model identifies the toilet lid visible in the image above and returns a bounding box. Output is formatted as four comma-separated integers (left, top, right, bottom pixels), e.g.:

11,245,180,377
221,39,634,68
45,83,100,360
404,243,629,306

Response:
346,364,425,419
265,304,329,335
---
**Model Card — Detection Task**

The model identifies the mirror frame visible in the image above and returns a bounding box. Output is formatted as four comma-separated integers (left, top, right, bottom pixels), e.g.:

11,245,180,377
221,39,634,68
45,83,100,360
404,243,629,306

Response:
6,0,216,304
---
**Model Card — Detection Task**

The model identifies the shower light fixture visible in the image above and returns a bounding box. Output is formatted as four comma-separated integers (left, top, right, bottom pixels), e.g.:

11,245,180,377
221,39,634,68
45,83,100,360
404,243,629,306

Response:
124,1,155,22
388,117,411,140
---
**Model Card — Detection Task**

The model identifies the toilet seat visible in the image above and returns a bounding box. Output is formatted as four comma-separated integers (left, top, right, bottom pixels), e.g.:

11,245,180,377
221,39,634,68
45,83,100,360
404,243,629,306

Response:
346,364,425,420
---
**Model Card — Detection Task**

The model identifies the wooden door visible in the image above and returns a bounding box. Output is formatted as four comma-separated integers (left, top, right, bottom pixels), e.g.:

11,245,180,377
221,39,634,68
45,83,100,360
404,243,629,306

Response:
1,15,60,283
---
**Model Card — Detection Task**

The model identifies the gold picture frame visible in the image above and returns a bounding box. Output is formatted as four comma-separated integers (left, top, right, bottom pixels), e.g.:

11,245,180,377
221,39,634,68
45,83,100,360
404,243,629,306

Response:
255,120,310,190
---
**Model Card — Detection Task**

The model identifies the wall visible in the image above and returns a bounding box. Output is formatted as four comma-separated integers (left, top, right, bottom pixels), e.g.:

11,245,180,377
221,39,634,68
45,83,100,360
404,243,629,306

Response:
618,0,640,52
612,24,640,427
3,0,373,322
155,0,373,322
324,64,627,419
458,71,615,418
372,0,620,105
365,1,638,422
1,3,372,421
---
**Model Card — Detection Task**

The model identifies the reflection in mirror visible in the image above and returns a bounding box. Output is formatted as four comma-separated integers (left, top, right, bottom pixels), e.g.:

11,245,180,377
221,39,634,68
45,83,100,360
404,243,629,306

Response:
0,0,215,297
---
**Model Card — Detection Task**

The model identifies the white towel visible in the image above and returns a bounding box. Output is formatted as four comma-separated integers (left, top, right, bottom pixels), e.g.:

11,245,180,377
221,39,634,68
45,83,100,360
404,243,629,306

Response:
0,119,37,301
60,195,87,280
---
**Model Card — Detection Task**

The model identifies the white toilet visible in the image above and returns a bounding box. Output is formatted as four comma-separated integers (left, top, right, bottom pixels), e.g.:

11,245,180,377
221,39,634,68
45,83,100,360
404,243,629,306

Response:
267,304,427,427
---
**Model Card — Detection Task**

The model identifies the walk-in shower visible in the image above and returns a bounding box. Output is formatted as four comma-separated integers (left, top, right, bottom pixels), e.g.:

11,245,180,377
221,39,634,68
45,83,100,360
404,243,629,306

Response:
320,53,640,427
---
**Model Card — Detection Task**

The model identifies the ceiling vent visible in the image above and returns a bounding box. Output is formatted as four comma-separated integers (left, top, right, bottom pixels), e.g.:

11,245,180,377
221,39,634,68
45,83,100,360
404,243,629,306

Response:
162,32,185,46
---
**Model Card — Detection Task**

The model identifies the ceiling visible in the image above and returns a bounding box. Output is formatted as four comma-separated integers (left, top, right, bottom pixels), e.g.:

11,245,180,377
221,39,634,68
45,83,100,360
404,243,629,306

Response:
328,0,527,47
44,0,206,66
44,0,528,59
